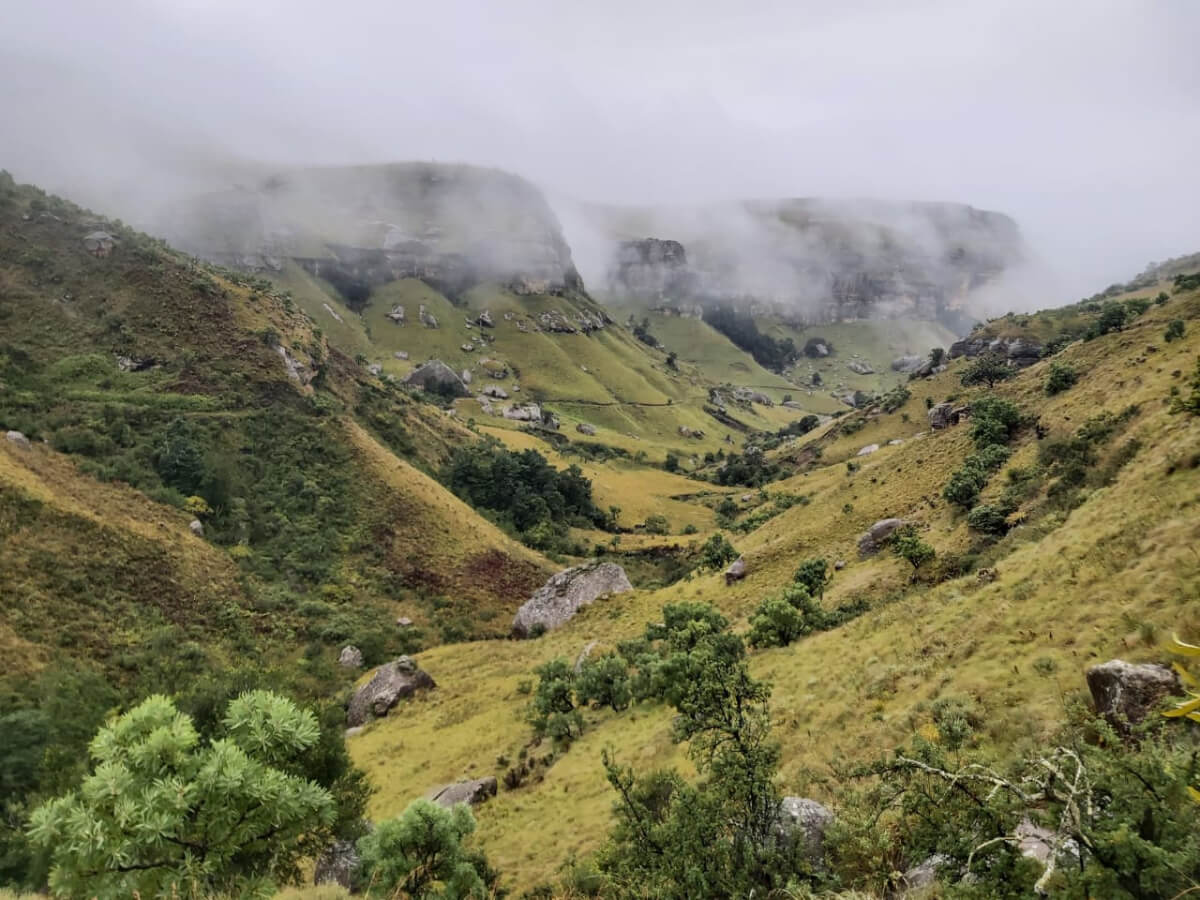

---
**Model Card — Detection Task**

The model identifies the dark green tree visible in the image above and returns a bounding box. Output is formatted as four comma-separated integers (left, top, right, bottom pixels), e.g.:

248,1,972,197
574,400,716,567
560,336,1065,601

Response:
793,557,830,599
527,659,582,743
577,654,633,712
960,353,1013,389
891,526,935,580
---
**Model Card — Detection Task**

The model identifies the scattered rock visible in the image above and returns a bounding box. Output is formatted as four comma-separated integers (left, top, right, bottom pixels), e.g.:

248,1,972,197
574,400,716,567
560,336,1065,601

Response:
775,797,834,869
724,556,747,585
419,304,439,329
314,840,361,891
733,387,774,406
338,645,364,669
367,363,383,376
188,519,204,537
83,230,115,258
502,403,542,422
426,776,498,808
833,559,846,571
858,518,906,556
476,310,494,328
576,422,597,436
386,304,406,324
403,360,470,397
346,656,436,727
976,567,998,583
460,343,475,352
888,438,904,446
482,385,509,399
847,360,875,375
949,336,1043,367
5,430,31,449
394,350,409,360
857,443,879,456
396,616,414,627
116,355,156,372
1086,659,1181,734
512,561,633,638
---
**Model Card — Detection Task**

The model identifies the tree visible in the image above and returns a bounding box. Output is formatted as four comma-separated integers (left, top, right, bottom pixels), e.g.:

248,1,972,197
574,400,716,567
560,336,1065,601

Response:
943,463,987,509
666,350,678,370
929,347,945,366
891,526,935,580
792,557,830,600
960,353,1013,389
1097,301,1128,335
28,693,335,899
967,504,1008,536
577,654,633,712
969,394,1022,449
1165,319,1186,342
663,453,680,473
527,659,582,743
699,532,739,570
357,799,496,899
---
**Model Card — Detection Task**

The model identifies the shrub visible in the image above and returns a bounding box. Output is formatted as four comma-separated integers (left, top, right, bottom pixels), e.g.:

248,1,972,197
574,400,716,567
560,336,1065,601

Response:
960,353,1013,388
357,800,497,898
527,659,582,743
1097,301,1128,334
1171,356,1200,416
944,464,988,508
1156,291,1170,305
967,504,1008,536
576,654,632,712
793,557,830,599
969,394,1021,448
1044,361,1078,395
880,384,911,413
642,514,670,535
748,594,808,648
1165,319,1186,342
891,526,935,579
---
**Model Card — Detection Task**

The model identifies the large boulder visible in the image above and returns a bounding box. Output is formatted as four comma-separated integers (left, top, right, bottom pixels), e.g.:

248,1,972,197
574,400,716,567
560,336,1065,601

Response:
927,402,959,430
847,360,874,375
5,430,31,449
403,360,469,397
339,645,364,669
83,230,115,257
347,656,436,726
858,518,906,556
1086,659,1180,733
314,840,360,891
891,355,925,373
426,776,498,808
776,797,834,869
512,561,633,638
725,557,748,585
576,422,597,436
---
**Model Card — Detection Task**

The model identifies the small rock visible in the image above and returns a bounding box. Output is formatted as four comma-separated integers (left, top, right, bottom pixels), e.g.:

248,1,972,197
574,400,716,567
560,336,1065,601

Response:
898,854,950,894
888,439,904,446
5,430,31,449
857,443,879,456
394,350,409,360
461,369,472,384
386,305,406,325
188,519,204,536
833,559,846,571
460,343,475,352
426,776,498,808
576,422,596,436
476,310,494,328
724,557,747,585
847,360,875,375
482,385,509,400
367,363,383,376
344,726,365,737
338,645,364,669
314,840,360,891
396,616,414,627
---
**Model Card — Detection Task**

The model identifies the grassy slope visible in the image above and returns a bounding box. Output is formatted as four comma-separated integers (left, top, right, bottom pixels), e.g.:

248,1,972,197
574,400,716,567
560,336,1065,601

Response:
349,285,1200,893
0,179,555,687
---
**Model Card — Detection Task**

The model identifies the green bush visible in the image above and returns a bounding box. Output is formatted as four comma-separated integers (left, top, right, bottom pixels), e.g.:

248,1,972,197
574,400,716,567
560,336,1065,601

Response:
577,654,632,712
699,533,739,570
960,353,1013,389
969,394,1021,449
527,659,582,744
967,504,1008,536
1165,319,1186,342
1044,361,1078,395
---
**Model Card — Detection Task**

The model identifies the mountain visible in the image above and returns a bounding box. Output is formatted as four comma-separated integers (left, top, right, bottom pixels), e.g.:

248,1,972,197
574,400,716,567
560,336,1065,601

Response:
2,165,1199,898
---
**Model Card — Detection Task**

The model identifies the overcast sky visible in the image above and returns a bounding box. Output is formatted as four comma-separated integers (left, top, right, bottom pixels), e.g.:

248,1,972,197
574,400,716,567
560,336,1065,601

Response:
2,0,1197,294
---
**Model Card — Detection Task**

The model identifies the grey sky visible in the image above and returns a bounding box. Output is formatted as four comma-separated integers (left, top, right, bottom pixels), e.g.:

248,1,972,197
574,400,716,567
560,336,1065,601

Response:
2,0,1197,295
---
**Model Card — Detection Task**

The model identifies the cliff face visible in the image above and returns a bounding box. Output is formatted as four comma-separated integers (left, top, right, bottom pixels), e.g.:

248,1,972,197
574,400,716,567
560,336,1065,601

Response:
161,163,584,307
599,198,1022,327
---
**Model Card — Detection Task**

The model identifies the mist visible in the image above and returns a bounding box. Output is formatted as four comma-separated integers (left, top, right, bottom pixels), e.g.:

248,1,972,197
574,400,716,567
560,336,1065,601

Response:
2,0,1198,305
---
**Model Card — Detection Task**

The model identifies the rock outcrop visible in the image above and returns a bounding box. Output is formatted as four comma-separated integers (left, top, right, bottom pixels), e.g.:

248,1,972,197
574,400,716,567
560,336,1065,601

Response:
512,561,633,638
338,645,364,669
608,238,695,299
927,402,959,429
83,230,115,258
403,360,470,397
858,518,906,556
1086,659,1180,733
426,777,498,808
346,656,436,726
891,355,925,373
949,336,1042,367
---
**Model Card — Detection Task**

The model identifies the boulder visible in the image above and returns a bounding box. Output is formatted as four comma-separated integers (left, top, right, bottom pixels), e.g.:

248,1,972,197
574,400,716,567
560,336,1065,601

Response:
775,797,834,869
576,422,596,436
367,363,383,376
419,304,439,329
460,343,476,352
897,854,950,895
188,519,204,537
847,360,875,375
891,355,925,373
803,338,831,358
512,561,633,638
1086,659,1180,733
426,776,498,808
394,350,410,360
403,360,470,397
461,369,472,385
858,518,906,556
724,556,747,585
5,430,31,449
314,840,360,891
396,616,414,627
833,559,846,571
502,403,542,422
346,656,436,727
482,385,509,399
927,402,958,430
386,304,406,324
857,444,879,456
338,645,364,669
83,230,115,257
476,309,494,328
